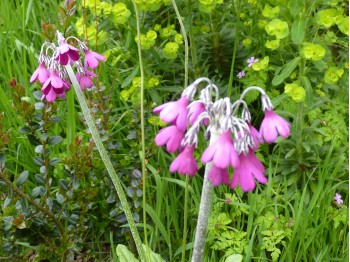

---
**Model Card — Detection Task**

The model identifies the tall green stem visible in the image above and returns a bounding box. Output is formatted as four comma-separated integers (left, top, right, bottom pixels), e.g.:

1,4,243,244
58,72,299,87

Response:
192,129,220,262
130,1,150,261
171,1,190,261
65,64,145,261
227,0,241,98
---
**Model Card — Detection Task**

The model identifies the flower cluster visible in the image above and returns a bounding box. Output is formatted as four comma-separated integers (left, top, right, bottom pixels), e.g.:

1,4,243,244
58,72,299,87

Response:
154,78,290,191
30,31,105,102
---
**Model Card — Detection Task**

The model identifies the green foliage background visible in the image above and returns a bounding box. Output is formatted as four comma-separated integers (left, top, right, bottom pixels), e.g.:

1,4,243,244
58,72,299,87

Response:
0,0,348,261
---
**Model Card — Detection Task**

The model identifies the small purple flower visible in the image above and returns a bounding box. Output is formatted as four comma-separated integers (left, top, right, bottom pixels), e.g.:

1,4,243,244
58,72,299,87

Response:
334,193,343,205
230,150,267,191
155,125,184,152
41,71,66,102
188,101,208,126
247,56,258,67
208,165,230,186
76,70,96,90
30,63,50,84
55,41,80,65
84,50,106,69
259,110,290,143
169,145,198,176
237,70,245,79
153,96,190,132
201,130,240,169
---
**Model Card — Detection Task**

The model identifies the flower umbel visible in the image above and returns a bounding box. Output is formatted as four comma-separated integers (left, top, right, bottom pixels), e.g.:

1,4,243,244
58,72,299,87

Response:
154,78,290,192
30,30,106,102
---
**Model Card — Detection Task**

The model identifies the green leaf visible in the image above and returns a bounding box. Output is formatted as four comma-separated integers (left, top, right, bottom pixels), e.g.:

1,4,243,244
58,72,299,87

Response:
301,76,314,106
3,197,11,209
272,57,301,86
225,254,243,262
31,186,46,198
0,152,6,164
121,66,140,88
142,244,166,262
35,174,45,184
47,136,63,146
291,14,306,45
16,171,29,187
145,204,170,246
19,126,31,134
289,0,304,16
49,158,60,166
116,244,139,262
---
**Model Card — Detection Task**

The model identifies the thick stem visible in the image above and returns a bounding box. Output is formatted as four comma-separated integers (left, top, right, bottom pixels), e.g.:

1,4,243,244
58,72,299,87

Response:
192,129,220,262
65,64,145,261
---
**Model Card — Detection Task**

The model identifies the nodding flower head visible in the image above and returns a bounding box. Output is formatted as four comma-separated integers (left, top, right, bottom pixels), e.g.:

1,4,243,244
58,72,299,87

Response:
201,130,240,169
259,110,290,143
84,50,106,69
169,145,198,176
30,30,105,102
155,125,184,153
230,150,267,192
41,71,67,102
153,78,290,192
30,63,50,84
153,96,190,132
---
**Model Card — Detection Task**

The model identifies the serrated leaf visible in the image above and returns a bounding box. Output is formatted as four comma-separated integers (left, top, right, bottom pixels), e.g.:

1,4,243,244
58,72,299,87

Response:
291,14,306,45
116,244,139,262
47,136,63,145
16,171,29,187
272,57,301,86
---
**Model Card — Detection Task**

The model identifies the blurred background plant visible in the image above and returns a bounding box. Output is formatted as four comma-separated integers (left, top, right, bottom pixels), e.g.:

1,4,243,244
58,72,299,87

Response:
0,0,348,261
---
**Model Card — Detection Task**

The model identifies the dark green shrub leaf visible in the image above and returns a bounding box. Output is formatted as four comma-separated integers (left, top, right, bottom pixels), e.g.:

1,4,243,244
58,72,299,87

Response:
16,171,29,187
31,186,46,198
35,102,45,110
56,193,65,204
47,136,63,145
49,158,60,166
34,156,43,166
35,145,44,154
291,14,306,45
3,197,11,209
33,91,43,100
272,57,301,86
40,166,46,174
59,179,69,190
35,174,45,184
0,153,6,164
49,116,61,123
19,126,31,134
28,134,41,146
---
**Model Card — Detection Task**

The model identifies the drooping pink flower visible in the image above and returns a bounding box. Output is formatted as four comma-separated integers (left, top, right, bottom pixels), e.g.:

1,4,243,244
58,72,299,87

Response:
237,70,245,78
155,125,184,152
153,96,190,132
76,70,96,90
230,150,267,191
208,165,230,186
84,50,106,69
41,71,66,102
247,57,258,67
169,145,198,176
201,130,240,169
334,193,343,205
188,101,208,126
55,42,80,65
259,110,290,143
30,63,50,83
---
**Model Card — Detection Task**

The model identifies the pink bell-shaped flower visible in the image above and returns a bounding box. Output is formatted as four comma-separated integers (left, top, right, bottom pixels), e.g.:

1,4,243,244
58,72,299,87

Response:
188,101,208,126
230,150,267,191
208,165,230,186
153,96,189,132
259,110,290,143
41,71,66,102
30,63,50,84
76,70,96,90
201,130,240,169
55,41,80,65
169,145,198,176
155,125,184,153
84,50,106,69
